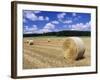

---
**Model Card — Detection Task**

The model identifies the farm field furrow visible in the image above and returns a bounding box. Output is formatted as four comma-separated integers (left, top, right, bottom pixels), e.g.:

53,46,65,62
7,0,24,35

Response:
23,46,68,69
23,37,91,69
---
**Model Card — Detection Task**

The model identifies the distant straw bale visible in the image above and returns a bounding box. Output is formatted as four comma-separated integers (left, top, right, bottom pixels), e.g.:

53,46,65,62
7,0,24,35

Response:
26,40,29,43
26,40,34,45
47,39,50,42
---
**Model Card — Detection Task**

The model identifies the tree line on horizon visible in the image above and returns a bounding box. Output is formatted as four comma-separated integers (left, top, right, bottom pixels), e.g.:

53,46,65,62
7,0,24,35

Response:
23,30,91,37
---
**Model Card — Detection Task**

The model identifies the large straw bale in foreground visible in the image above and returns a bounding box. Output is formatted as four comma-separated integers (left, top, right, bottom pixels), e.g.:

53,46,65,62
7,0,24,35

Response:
63,37,85,62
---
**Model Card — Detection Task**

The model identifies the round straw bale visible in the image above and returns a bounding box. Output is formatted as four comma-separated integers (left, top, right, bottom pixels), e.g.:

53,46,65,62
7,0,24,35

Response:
62,37,85,62
47,39,50,42
28,40,34,45
26,40,29,44
48,40,50,42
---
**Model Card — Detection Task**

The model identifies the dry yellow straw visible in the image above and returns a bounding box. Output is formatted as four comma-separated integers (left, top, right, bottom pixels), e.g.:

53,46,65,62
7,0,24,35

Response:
63,37,85,62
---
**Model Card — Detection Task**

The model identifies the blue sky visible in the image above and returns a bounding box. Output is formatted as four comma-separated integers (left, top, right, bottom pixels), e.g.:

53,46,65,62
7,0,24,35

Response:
23,10,91,34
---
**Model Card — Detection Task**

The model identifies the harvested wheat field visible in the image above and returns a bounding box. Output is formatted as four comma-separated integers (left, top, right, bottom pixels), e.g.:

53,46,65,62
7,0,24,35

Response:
23,36,91,69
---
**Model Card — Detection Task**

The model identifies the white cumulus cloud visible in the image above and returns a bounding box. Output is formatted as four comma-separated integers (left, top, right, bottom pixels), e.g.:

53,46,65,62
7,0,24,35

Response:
71,21,91,31
25,12,38,21
44,23,55,30
38,16,44,21
24,11,49,21
57,13,73,24
37,23,55,33
51,21,59,24
45,17,49,21
24,25,38,34
63,20,72,24
57,13,66,19
72,13,76,17
33,11,41,13
23,18,27,23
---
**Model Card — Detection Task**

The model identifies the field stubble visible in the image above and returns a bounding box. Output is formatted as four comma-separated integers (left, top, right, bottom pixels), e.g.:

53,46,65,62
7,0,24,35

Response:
23,37,91,69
